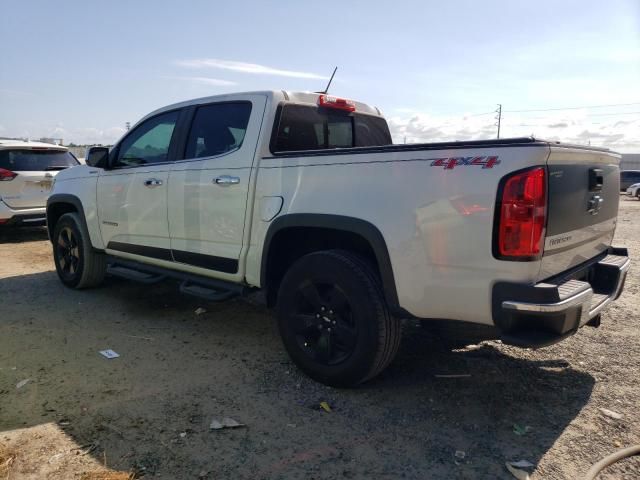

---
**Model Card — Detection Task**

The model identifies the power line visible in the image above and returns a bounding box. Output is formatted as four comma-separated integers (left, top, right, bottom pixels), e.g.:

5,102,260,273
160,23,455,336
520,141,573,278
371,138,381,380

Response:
584,111,640,117
510,111,640,121
504,102,640,113
465,111,495,117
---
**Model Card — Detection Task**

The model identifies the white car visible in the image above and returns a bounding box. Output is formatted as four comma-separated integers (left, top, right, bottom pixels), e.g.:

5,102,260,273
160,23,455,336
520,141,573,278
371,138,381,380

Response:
0,140,79,226
626,182,640,199
46,91,630,386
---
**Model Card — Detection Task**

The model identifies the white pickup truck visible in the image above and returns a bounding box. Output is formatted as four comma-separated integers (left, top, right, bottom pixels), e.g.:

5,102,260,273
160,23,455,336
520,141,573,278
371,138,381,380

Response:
47,91,630,386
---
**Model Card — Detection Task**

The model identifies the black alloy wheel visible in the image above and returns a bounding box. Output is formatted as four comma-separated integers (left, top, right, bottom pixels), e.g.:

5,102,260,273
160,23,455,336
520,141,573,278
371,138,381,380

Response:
52,212,106,289
288,280,357,366
277,250,401,387
56,226,80,279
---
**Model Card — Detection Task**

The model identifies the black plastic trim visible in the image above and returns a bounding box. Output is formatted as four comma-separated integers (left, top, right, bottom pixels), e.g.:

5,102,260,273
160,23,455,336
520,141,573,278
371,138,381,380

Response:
107,257,247,295
106,241,239,274
173,249,238,274
0,213,46,226
261,213,399,309
107,241,173,261
267,136,546,158
46,194,89,241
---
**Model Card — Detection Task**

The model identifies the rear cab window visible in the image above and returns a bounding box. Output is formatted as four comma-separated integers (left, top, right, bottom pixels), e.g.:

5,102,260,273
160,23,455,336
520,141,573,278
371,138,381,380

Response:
272,104,392,153
0,149,79,171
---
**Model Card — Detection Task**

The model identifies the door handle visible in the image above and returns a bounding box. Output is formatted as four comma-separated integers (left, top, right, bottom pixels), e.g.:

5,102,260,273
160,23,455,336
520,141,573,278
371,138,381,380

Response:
144,178,163,188
214,175,240,186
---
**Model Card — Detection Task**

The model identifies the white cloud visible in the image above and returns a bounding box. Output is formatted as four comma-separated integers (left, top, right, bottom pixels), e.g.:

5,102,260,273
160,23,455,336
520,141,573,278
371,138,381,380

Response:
175,58,327,80
388,111,640,153
173,76,237,86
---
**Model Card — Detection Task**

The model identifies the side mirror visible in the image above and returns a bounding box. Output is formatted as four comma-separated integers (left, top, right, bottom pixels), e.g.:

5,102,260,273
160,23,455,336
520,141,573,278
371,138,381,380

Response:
85,146,109,168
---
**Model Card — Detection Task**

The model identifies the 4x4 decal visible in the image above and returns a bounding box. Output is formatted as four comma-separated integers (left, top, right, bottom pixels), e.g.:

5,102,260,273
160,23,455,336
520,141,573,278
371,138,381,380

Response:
430,156,500,170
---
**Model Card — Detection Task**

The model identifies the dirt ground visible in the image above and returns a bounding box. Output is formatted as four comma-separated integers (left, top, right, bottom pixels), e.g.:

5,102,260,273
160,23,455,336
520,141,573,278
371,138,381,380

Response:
1,199,639,480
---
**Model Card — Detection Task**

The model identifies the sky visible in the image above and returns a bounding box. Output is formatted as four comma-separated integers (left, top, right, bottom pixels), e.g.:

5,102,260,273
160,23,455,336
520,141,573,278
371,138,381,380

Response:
0,0,638,151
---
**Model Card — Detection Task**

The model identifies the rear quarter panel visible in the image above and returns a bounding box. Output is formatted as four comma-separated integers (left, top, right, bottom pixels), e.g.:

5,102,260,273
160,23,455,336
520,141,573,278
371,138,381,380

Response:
248,145,551,325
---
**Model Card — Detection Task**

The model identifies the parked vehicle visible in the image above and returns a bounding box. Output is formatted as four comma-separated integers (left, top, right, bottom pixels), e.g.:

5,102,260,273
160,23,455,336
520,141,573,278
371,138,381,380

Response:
0,141,79,226
46,91,630,386
620,170,640,191
626,183,640,199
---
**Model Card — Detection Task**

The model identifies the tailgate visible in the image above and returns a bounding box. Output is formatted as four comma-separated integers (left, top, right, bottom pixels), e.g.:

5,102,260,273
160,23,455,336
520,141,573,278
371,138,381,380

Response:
539,146,621,280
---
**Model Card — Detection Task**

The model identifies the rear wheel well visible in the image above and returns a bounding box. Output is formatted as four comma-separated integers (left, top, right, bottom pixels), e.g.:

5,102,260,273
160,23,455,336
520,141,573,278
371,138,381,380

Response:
47,203,78,239
264,227,381,307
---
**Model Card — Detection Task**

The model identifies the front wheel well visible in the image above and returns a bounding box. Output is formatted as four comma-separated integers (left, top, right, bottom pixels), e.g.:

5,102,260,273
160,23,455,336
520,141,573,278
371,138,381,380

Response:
263,226,385,308
46,202,78,239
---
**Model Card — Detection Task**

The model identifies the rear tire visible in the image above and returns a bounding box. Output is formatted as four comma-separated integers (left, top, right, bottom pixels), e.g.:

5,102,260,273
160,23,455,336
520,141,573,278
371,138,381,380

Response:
52,213,106,289
276,250,401,387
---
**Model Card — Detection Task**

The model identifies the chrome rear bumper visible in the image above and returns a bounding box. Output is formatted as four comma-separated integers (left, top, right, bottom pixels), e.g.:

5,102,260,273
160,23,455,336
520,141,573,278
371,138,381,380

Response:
493,248,630,347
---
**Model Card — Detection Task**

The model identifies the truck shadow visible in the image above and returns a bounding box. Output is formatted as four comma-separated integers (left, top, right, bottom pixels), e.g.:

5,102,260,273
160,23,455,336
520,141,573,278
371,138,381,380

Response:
0,226,48,244
0,271,595,479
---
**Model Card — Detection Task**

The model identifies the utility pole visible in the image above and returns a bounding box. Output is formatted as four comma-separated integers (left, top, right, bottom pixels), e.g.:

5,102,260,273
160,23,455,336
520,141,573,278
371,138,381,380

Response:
495,104,502,139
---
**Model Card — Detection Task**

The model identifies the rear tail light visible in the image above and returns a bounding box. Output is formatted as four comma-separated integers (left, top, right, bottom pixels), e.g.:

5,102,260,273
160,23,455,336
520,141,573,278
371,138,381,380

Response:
495,167,547,259
0,168,17,181
318,94,356,112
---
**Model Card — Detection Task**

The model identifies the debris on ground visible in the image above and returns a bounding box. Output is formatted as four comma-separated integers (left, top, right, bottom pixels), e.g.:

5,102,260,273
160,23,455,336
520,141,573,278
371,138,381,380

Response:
99,350,120,359
454,450,466,460
72,442,99,456
0,446,17,474
57,419,71,428
513,423,532,436
195,307,207,316
598,408,623,420
79,471,135,480
320,401,332,413
505,460,534,480
123,334,153,341
210,418,245,430
16,379,31,389
179,432,187,438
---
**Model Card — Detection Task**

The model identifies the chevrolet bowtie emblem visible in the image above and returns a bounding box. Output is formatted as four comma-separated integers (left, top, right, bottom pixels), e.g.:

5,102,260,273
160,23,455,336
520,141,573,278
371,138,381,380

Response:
587,195,604,215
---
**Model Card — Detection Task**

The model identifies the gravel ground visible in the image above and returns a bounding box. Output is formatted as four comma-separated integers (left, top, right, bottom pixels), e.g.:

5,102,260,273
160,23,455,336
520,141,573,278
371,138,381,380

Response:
0,198,638,479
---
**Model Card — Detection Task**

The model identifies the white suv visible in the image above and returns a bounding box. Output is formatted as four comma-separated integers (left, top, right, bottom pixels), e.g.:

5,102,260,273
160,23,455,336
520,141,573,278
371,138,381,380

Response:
0,140,79,226
626,183,640,199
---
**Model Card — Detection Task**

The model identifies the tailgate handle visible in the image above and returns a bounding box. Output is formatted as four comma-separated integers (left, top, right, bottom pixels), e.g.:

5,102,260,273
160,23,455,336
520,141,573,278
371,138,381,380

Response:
589,168,603,192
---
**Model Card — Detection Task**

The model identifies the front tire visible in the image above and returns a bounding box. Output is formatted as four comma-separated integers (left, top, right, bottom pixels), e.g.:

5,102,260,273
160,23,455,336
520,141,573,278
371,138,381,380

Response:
276,250,401,387
52,213,106,289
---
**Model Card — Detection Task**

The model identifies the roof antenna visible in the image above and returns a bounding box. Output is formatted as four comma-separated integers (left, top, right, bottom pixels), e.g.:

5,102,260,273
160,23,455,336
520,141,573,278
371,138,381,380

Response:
321,67,338,94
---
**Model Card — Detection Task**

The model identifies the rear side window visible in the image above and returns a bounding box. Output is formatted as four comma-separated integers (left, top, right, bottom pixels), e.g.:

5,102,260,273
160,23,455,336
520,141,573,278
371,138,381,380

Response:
272,105,392,152
0,149,79,171
184,102,252,159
